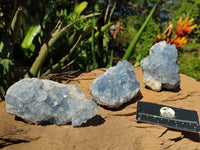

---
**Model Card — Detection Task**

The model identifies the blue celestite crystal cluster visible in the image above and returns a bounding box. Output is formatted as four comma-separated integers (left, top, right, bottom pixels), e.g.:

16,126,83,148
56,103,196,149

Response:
90,60,140,108
5,78,98,126
5,41,181,126
140,41,180,91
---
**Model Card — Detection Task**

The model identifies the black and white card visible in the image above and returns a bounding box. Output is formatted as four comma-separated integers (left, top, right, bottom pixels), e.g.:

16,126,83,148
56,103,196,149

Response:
136,101,200,133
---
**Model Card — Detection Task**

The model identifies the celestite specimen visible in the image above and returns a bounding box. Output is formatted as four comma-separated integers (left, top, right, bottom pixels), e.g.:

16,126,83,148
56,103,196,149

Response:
90,60,140,108
140,41,180,91
5,78,98,126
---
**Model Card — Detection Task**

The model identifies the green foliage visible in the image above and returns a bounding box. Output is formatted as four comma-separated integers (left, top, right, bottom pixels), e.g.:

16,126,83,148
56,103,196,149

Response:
1,0,200,102
132,18,160,66
86,1,116,70
0,59,14,101
170,0,200,81
0,5,22,100
41,24,94,77
179,53,200,81
178,39,200,81
74,1,88,15
21,1,56,50
117,23,137,48
47,1,92,66
25,12,100,78
91,16,98,69
48,1,115,72
122,1,159,61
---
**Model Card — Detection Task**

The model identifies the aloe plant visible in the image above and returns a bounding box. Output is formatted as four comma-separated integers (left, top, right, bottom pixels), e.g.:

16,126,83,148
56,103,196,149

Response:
121,1,160,61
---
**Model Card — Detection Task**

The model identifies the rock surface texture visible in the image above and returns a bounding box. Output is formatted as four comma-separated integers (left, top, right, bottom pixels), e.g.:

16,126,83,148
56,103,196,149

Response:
5,78,98,126
140,41,180,91
90,60,140,108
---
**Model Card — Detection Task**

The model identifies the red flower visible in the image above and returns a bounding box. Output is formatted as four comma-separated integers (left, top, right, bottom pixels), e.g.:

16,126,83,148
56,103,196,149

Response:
170,35,187,49
154,17,196,49
176,17,197,37
170,17,196,48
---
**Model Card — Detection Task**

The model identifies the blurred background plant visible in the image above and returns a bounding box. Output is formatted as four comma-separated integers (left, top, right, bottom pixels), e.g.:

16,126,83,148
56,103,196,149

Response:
116,0,200,80
153,0,200,80
0,1,21,100
0,0,200,101
0,0,102,99
170,0,200,81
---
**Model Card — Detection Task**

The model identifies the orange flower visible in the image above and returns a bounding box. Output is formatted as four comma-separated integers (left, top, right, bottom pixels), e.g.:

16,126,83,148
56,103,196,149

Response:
154,16,196,49
170,16,196,48
170,35,187,49
176,17,197,37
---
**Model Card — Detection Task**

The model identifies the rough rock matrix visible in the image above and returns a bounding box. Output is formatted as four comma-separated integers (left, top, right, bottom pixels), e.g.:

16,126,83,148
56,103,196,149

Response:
90,60,140,108
140,41,180,91
5,78,98,126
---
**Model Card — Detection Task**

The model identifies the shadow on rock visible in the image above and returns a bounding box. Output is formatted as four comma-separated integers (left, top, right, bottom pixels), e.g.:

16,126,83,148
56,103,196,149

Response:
15,115,105,127
15,116,58,126
79,115,105,127
0,138,30,149
145,85,181,93
162,85,181,93
162,129,200,143
169,132,200,143
181,131,200,143
15,116,35,125
158,128,200,143
100,90,143,111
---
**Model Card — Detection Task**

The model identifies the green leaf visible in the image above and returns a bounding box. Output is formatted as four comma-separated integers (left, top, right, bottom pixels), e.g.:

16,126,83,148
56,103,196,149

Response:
88,22,113,43
21,20,41,49
74,1,88,15
10,7,22,43
41,25,94,77
122,1,160,61
43,1,56,23
0,59,14,100
26,13,101,78
21,1,56,50
0,41,4,53
107,49,113,68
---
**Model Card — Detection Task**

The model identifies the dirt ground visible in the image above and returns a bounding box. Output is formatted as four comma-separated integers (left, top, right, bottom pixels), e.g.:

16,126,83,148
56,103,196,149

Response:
1,67,200,150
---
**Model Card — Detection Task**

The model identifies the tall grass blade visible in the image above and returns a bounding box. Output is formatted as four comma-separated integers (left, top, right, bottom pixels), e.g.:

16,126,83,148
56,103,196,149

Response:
121,2,159,61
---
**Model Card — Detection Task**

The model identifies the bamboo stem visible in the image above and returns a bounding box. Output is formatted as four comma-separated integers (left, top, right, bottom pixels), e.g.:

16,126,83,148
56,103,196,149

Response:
25,13,101,78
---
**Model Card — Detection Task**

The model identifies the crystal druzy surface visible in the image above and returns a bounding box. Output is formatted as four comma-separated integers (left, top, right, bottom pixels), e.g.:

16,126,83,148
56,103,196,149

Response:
5,78,98,126
90,60,140,108
140,41,180,91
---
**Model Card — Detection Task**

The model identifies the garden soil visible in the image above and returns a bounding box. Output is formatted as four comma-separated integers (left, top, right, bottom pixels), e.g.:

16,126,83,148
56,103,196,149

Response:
1,67,200,150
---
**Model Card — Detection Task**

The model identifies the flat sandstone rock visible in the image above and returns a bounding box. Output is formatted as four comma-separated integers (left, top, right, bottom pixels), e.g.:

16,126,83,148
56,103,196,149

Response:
1,68,200,150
